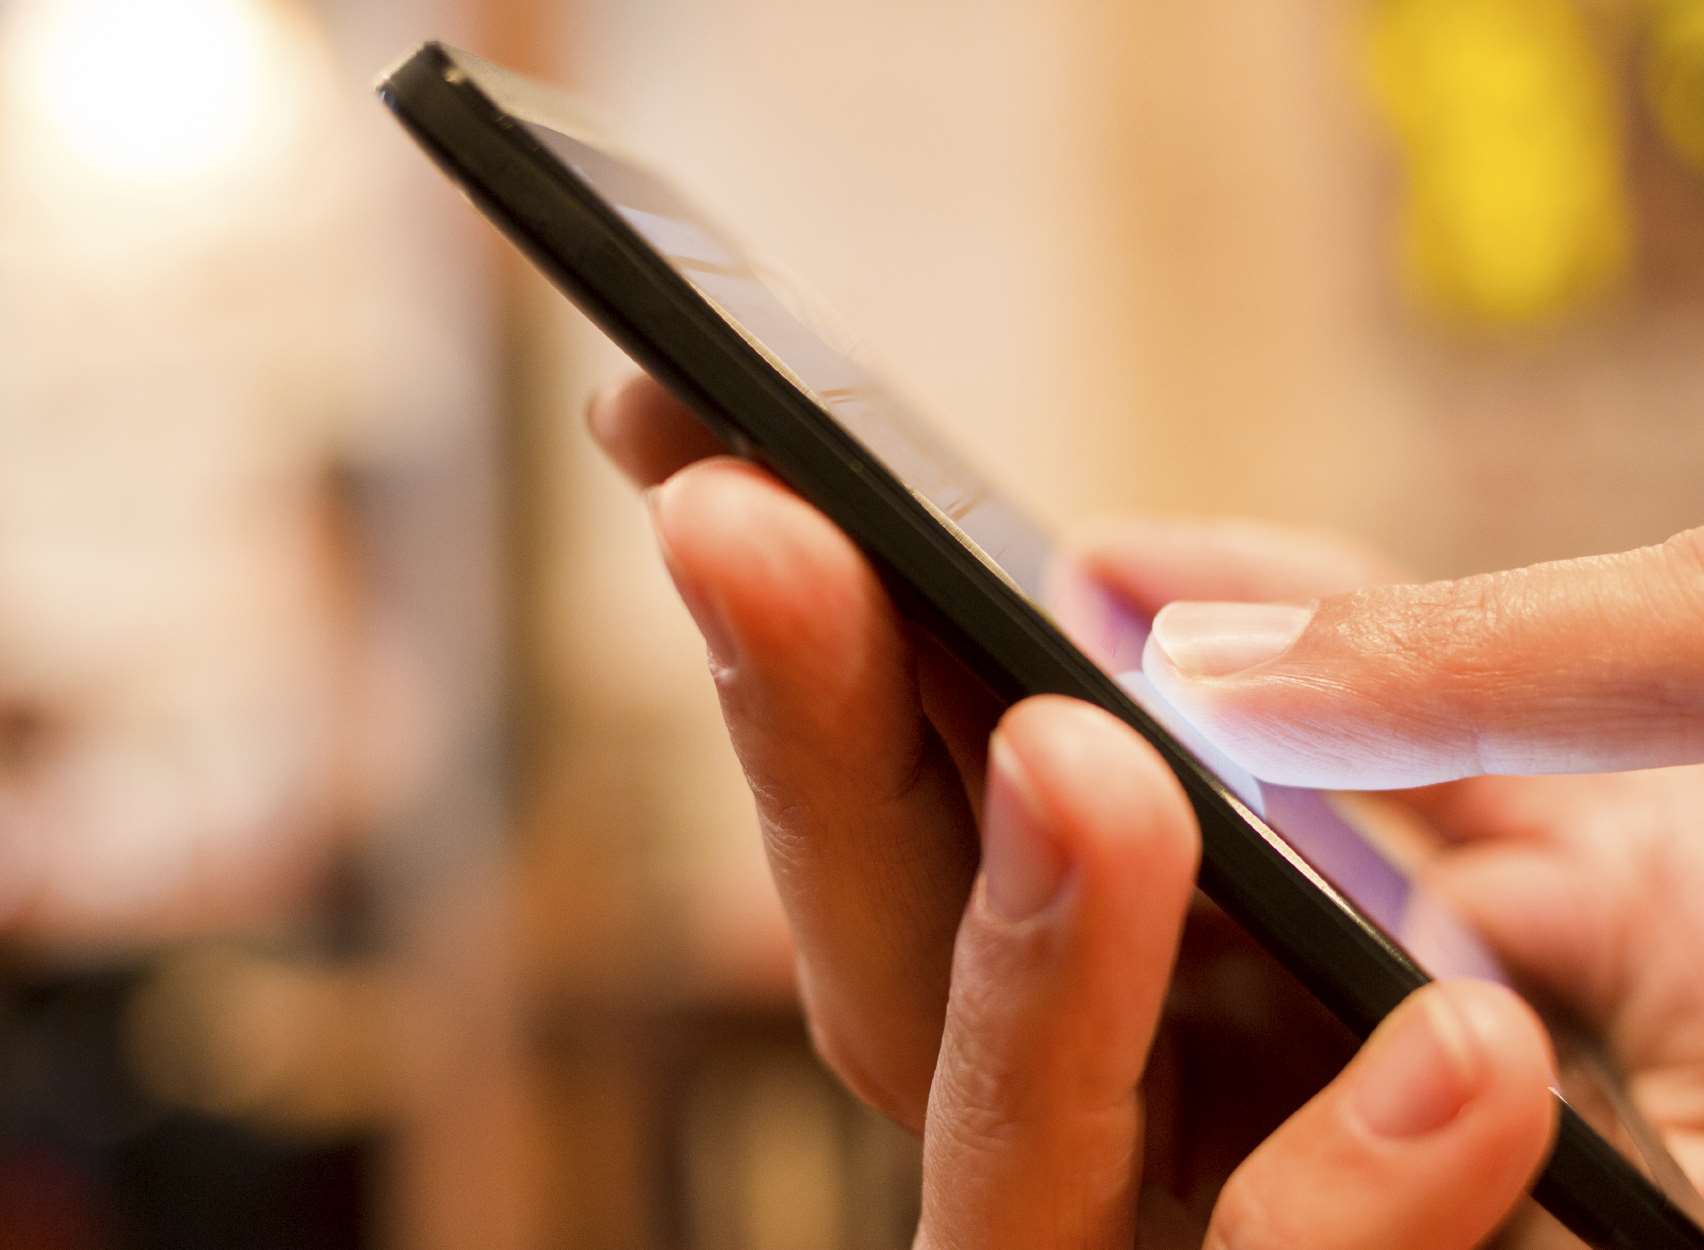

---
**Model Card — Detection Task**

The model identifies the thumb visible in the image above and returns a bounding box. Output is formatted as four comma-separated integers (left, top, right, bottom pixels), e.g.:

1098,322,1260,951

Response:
1142,527,1704,789
915,697,1198,1250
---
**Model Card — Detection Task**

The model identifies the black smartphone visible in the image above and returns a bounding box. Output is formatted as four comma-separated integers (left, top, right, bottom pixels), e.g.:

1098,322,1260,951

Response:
379,42,1704,1250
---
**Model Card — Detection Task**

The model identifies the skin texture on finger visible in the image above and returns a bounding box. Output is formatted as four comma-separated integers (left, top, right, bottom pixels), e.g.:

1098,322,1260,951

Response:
916,697,1200,1250
1203,980,1556,1250
1143,527,1704,789
650,456,980,1130
586,374,726,488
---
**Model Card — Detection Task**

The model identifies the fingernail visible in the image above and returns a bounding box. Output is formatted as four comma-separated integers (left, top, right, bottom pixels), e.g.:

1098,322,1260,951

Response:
1149,601,1313,678
981,732,1067,920
1351,987,1486,1138
645,482,737,668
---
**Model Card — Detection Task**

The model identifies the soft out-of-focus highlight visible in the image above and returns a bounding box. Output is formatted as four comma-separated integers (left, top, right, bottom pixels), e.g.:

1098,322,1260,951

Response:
3,0,321,189
0,2,1700,1248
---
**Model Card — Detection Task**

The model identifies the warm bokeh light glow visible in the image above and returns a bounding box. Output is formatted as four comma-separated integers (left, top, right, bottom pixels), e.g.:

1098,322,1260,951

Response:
1,0,312,189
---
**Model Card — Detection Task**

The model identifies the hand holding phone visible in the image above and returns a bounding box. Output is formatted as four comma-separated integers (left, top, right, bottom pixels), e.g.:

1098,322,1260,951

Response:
592,378,1574,1249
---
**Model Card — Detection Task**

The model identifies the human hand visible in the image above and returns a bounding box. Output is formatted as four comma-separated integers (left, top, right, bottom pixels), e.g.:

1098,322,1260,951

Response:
1135,524,1704,788
588,375,1572,1247
1117,514,1704,1210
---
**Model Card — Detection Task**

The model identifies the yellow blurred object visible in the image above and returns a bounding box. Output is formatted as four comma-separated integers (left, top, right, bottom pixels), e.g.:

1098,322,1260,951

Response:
1365,0,1633,328
1648,0,1704,173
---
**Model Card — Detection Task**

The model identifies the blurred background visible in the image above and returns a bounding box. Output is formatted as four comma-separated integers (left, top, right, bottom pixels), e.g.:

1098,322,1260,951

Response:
0,1,1699,1247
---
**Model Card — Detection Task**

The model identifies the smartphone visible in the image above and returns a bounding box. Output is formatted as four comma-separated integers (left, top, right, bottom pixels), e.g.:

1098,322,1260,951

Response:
379,42,1704,1249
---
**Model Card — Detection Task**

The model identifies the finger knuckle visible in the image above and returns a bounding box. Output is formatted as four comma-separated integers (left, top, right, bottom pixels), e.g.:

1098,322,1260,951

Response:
929,1035,1032,1149
752,798,813,883
921,931,1071,1142
1325,577,1509,771
1406,572,1508,681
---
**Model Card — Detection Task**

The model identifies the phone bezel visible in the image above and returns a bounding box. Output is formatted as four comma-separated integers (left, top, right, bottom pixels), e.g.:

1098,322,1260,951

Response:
379,42,1704,1250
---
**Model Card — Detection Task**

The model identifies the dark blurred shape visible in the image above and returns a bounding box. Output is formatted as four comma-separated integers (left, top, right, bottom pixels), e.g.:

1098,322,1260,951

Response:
0,968,378,1250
